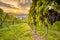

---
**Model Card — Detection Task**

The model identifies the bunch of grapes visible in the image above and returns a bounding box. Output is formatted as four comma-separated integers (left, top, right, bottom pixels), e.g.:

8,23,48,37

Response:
40,9,60,25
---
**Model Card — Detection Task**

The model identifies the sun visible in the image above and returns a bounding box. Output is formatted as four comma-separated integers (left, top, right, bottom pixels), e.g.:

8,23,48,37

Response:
11,9,20,14
11,9,17,13
14,10,17,13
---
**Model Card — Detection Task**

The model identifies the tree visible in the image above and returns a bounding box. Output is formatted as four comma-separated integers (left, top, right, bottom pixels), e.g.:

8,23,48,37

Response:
0,8,8,27
0,8,4,27
0,8,3,13
28,0,60,40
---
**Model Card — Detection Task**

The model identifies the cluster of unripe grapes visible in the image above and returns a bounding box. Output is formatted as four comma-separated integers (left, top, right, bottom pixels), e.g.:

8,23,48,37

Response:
40,9,60,25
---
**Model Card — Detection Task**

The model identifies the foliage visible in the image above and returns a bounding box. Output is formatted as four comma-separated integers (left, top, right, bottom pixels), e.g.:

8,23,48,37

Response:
28,0,60,26
0,8,26,27
0,8,3,13
0,8,33,40
28,0,60,40
0,23,34,40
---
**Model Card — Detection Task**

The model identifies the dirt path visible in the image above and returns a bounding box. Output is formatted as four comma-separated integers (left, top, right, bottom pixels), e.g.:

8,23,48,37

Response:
28,23,42,40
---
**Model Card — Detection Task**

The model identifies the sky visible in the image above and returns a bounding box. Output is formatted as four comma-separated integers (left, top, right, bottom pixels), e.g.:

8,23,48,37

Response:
0,0,32,14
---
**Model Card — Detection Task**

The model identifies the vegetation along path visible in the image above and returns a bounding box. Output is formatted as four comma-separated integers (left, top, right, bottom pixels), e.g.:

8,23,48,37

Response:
28,23,42,40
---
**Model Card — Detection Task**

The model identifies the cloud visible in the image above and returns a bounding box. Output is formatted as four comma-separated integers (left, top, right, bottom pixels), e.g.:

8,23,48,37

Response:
0,2,18,9
0,0,32,14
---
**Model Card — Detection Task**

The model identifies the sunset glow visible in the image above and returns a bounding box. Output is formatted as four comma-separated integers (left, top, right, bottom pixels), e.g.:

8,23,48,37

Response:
0,0,32,14
14,10,17,13
11,9,20,14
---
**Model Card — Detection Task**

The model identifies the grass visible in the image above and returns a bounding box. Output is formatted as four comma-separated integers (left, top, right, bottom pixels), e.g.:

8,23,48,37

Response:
34,21,60,40
0,23,34,40
0,22,60,40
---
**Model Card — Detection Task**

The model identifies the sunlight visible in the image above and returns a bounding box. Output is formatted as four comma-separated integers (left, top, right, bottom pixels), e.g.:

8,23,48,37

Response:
11,9,20,14
14,10,17,13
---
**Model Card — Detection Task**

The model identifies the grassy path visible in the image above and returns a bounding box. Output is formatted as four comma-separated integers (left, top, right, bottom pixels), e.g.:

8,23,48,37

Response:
28,23,42,40
0,23,60,40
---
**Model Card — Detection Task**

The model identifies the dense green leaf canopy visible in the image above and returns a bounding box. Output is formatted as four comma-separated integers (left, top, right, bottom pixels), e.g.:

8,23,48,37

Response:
28,0,60,26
